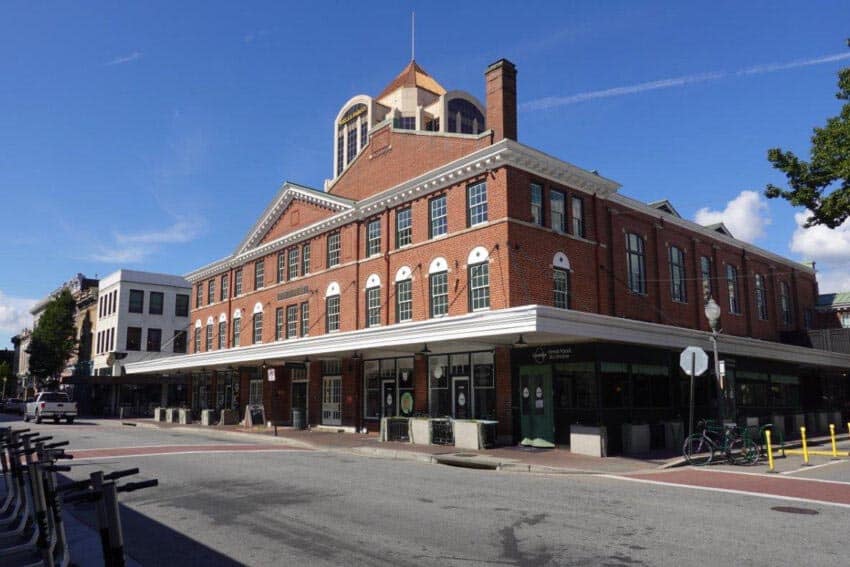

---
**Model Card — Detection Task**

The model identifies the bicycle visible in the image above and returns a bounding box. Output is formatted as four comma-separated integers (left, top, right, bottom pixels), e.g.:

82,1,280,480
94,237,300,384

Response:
682,420,759,466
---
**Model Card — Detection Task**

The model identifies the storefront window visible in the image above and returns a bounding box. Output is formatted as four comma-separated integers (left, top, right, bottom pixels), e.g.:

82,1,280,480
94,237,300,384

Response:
472,352,495,419
429,355,450,416
600,362,629,408
397,358,414,417
192,373,212,414
736,370,768,407
631,364,670,408
364,361,381,420
553,362,597,409
770,373,799,408
249,378,263,405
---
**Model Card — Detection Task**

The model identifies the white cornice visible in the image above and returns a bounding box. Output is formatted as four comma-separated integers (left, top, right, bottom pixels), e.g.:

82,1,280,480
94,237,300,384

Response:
608,193,816,275
124,305,850,374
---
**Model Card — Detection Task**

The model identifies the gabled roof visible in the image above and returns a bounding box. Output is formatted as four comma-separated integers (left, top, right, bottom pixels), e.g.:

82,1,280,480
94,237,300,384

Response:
648,199,681,218
702,222,733,238
818,292,850,309
234,182,355,255
377,60,446,100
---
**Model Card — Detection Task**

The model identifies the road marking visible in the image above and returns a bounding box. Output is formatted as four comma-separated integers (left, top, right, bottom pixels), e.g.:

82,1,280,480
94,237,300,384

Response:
69,443,312,460
781,459,849,476
674,465,850,485
600,474,850,510
72,449,312,461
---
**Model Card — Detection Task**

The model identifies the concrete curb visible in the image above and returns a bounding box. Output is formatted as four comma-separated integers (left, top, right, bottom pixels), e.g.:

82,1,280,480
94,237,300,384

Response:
122,419,317,451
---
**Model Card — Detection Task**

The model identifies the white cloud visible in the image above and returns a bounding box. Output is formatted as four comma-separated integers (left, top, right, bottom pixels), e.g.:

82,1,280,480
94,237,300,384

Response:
0,291,36,336
88,217,205,264
694,190,771,243
115,218,203,245
105,51,142,66
522,51,850,111
789,211,850,293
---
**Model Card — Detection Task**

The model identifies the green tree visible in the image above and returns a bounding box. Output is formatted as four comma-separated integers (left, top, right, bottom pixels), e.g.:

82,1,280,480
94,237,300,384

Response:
26,288,77,387
764,40,850,228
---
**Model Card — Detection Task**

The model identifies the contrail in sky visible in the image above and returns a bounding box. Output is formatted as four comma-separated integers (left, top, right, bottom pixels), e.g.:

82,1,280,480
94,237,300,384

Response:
521,52,850,111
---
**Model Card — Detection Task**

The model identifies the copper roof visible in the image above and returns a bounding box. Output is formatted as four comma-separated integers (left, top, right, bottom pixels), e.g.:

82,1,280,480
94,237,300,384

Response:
377,60,446,100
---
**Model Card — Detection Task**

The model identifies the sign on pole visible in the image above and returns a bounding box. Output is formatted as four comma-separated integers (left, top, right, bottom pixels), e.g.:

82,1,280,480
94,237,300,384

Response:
679,346,709,377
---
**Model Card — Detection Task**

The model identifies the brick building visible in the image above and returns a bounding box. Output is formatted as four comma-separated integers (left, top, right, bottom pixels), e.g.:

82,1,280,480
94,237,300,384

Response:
127,58,850,454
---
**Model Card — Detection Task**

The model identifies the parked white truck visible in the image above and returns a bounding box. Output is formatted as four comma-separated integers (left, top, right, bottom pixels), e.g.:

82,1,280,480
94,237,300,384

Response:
25,391,77,424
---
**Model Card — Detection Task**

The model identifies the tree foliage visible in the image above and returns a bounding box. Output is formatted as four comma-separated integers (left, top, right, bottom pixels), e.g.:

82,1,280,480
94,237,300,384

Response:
764,40,850,228
0,361,12,396
26,288,77,384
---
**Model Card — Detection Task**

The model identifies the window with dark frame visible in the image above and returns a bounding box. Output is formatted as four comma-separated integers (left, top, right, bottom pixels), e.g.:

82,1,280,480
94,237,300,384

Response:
147,328,162,352
327,232,341,267
727,264,741,314
553,268,569,309
366,287,381,327
129,289,144,313
126,327,142,351
366,219,381,256
149,291,164,315
175,294,189,317
780,281,793,325
430,271,448,317
396,207,412,248
700,256,713,301
300,301,309,336
254,259,264,290
469,261,490,311
626,233,646,294
530,183,543,226
173,330,187,354
571,196,585,237
467,182,488,226
326,295,340,332
755,274,768,320
669,246,687,303
396,279,412,322
429,195,447,238
550,190,565,233
287,305,298,339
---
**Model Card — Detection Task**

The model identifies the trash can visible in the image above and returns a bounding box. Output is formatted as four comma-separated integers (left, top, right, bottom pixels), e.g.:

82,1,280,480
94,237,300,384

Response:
292,407,306,430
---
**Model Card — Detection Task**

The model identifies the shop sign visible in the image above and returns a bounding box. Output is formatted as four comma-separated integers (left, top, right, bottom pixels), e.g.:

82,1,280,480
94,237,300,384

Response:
400,392,413,414
532,346,574,364
267,368,276,382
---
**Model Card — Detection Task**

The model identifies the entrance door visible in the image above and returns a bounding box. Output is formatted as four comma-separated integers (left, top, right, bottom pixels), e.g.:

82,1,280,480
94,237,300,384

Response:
382,380,396,417
291,381,308,424
322,377,341,425
453,377,470,419
519,365,554,448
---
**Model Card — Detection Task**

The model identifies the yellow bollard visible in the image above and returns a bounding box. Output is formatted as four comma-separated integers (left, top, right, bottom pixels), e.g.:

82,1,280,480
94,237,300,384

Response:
830,424,839,459
765,429,776,473
801,426,810,466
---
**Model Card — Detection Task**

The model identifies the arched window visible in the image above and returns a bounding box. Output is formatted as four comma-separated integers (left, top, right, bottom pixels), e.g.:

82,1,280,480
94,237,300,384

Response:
395,267,413,323
780,281,793,325
726,265,740,314
205,323,213,352
754,274,768,321
553,252,571,309
447,98,485,134
194,319,202,354
468,247,491,311
366,274,381,327
252,303,263,344
669,246,687,303
626,234,646,294
429,257,449,318
326,282,341,332
231,310,241,348
337,103,368,171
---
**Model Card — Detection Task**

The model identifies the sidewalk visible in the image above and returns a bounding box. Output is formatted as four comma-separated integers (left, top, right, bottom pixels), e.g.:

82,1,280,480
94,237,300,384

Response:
118,418,680,475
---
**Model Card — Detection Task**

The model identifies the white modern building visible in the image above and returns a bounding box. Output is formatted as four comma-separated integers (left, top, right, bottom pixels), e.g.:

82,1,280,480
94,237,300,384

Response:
93,270,192,376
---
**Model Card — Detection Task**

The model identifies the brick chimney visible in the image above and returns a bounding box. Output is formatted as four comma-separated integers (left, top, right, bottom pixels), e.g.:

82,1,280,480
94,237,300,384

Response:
485,58,517,142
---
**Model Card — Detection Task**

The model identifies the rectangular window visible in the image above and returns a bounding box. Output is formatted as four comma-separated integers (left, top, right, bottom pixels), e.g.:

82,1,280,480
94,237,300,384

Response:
302,243,311,274
469,262,491,311
175,294,189,317
550,190,565,233
275,307,284,340
366,219,381,256
327,232,340,267
148,328,162,352
195,284,202,308
571,197,585,238
207,279,215,304
249,378,263,405
755,274,768,320
253,312,263,344
301,301,309,336
396,207,412,248
626,233,646,294
336,130,344,175
727,264,740,314
429,195,447,238
194,328,201,353
669,246,687,303
700,256,713,301
129,289,144,313
288,247,299,279
346,124,357,164
530,183,543,225
149,291,164,315
235,269,243,296
218,321,226,349
366,287,381,327
554,268,569,309
430,271,448,317
360,120,368,147
220,274,229,301
205,325,213,351
277,252,286,282
326,296,340,332
231,317,241,348
396,280,412,322
173,330,187,354
467,182,488,226
780,282,793,325
254,260,265,290
126,327,142,351
287,305,298,339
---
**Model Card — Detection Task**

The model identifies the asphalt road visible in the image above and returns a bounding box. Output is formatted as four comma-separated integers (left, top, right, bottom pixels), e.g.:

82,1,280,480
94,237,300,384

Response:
4,414,848,567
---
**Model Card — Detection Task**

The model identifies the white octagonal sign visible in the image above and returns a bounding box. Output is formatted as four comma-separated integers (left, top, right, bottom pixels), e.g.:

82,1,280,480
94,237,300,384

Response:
679,346,709,377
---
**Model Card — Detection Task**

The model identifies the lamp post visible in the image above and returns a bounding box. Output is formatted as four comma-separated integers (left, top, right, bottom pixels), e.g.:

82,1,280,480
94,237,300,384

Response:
704,298,724,423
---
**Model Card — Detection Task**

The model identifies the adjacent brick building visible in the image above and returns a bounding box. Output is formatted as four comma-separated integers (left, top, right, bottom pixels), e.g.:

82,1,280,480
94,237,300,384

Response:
127,58,850,454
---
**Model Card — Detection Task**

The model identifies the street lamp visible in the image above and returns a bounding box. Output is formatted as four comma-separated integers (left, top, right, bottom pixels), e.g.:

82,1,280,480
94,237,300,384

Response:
704,298,724,423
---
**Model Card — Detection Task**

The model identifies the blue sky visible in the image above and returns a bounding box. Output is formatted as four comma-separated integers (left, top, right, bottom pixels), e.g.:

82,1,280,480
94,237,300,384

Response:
2,1,850,346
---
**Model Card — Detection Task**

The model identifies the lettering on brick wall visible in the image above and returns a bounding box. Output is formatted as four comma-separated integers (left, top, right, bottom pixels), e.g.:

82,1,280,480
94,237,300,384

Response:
277,286,309,302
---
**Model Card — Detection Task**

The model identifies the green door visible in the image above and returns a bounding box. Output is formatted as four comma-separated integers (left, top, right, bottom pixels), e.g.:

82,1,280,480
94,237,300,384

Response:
519,365,555,448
